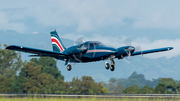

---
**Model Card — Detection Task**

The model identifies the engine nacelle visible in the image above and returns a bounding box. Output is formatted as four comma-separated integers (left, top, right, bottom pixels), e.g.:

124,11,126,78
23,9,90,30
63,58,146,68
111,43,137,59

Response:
115,46,135,59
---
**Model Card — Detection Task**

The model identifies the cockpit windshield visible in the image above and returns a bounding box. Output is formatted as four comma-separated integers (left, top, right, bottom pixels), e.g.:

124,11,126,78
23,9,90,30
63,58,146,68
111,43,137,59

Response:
89,41,105,48
94,41,105,46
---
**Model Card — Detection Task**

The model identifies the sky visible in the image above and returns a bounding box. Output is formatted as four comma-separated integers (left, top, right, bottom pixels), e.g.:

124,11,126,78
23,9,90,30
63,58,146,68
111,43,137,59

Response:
1,0,180,59
1,0,180,81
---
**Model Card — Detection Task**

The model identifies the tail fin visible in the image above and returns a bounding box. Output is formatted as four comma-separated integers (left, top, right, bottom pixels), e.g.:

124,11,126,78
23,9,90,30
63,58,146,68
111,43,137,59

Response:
50,30,66,53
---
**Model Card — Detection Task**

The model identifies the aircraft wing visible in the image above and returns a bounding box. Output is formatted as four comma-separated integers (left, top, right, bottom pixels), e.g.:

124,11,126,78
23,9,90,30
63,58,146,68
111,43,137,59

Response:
6,45,68,59
131,47,173,56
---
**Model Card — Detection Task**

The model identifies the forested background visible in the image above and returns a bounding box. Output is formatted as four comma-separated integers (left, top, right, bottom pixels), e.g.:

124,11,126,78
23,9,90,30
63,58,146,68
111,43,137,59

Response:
1,44,180,94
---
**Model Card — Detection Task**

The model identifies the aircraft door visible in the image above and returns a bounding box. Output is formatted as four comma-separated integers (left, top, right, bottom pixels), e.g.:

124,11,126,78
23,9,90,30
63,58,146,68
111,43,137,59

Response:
88,42,96,58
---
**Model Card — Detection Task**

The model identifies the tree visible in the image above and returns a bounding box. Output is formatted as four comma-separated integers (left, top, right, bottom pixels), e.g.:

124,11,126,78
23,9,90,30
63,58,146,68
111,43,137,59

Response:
10,56,66,94
159,78,177,92
0,44,22,78
119,71,159,89
23,62,57,93
109,78,117,84
10,74,26,93
139,85,154,94
69,77,81,94
177,83,180,93
122,85,140,94
111,81,123,93
107,79,123,93
0,44,23,93
103,87,109,93
69,76,105,94
42,78,69,94
30,57,64,80
154,83,168,94
0,75,13,93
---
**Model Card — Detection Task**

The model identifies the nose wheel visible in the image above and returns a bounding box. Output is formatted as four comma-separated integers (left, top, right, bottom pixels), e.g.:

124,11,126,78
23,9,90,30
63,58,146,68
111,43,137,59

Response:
67,64,72,71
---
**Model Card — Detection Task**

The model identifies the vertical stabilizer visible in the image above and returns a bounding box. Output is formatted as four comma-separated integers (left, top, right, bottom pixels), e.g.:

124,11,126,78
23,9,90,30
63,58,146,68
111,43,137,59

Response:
50,30,66,53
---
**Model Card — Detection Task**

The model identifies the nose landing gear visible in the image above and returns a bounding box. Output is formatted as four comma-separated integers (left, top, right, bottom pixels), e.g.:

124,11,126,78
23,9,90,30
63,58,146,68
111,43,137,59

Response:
67,64,72,71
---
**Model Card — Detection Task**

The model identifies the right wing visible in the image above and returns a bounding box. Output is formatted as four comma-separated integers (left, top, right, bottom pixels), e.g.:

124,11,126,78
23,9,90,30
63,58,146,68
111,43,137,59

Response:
6,45,68,60
131,47,173,56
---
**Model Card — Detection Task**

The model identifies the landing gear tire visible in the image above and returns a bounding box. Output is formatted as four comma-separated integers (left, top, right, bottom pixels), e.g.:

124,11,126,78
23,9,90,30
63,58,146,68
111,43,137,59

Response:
110,65,115,71
67,64,72,71
105,63,110,70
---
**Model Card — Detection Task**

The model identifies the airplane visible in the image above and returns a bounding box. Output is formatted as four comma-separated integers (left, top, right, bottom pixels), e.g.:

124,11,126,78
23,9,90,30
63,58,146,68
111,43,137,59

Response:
6,30,173,71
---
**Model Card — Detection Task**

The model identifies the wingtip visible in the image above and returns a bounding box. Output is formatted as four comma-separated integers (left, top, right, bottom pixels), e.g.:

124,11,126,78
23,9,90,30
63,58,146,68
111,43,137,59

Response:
5,45,19,50
167,47,173,50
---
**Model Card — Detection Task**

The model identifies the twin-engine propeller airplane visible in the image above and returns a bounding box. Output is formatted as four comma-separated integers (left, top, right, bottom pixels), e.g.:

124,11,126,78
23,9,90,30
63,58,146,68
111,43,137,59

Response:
6,30,173,71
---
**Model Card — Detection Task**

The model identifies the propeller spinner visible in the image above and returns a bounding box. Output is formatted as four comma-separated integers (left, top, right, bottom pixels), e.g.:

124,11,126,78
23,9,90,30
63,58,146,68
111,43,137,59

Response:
122,36,141,63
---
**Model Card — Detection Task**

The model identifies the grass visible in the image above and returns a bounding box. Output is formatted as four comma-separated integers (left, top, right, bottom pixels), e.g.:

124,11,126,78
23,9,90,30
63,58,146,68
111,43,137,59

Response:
0,97,180,101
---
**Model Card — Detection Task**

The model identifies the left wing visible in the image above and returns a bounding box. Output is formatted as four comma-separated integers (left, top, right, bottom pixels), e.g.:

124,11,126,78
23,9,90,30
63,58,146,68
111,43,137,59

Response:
6,45,68,59
131,47,173,56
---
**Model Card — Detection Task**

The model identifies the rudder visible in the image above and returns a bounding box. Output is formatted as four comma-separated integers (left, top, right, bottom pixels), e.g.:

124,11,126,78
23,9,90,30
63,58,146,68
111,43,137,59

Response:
50,30,66,53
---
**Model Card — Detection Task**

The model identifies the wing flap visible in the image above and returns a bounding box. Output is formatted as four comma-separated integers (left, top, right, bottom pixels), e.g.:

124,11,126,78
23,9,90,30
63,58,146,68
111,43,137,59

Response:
6,45,67,59
132,47,173,56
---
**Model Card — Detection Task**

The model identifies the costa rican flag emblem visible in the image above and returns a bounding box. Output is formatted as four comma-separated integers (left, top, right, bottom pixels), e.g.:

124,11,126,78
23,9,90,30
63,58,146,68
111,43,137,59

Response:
51,36,65,52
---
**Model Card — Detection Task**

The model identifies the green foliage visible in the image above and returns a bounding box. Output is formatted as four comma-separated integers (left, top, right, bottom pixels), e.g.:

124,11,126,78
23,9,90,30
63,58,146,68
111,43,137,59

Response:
0,44,23,93
68,77,81,94
0,75,13,93
102,71,159,93
103,87,109,93
1,97,180,101
177,83,180,92
122,85,140,94
159,78,177,92
101,78,123,93
23,62,57,93
0,44,22,78
123,85,155,94
122,71,159,88
9,61,104,94
139,85,154,94
122,78,180,94
154,83,169,94
69,76,105,94
109,79,123,93
10,75,26,93
30,57,64,80
10,57,65,93
42,78,69,94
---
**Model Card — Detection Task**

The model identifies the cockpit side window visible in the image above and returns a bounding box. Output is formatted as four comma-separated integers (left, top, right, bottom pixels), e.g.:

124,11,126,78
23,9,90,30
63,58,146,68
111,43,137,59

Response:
89,43,94,48
95,42,105,46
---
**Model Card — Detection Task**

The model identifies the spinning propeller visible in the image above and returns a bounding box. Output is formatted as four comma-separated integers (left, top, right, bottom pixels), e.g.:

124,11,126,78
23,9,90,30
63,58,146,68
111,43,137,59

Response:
74,35,85,45
122,36,142,63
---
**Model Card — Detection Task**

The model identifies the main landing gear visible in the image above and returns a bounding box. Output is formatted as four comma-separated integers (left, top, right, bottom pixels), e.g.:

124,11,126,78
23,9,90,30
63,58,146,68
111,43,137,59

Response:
105,59,115,71
67,64,72,71
105,61,110,69
110,65,115,71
